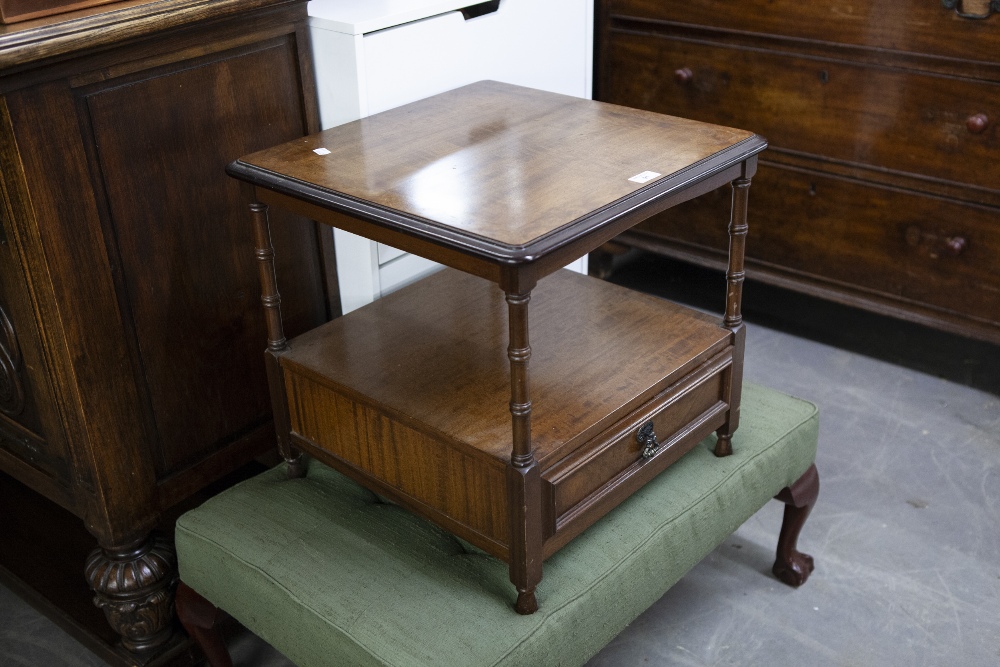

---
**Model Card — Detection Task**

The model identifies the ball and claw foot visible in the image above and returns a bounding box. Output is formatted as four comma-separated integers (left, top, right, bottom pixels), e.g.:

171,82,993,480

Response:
515,589,538,615
772,549,815,587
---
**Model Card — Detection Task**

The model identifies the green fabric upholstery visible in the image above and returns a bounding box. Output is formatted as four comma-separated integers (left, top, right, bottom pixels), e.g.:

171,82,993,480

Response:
176,382,818,667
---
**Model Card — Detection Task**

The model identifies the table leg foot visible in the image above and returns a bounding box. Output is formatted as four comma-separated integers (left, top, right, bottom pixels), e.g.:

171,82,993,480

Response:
285,453,307,479
514,589,538,615
714,432,733,457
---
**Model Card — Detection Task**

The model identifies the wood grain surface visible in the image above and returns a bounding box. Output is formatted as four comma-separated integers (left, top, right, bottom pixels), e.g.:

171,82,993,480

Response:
237,81,757,249
631,163,1000,329
603,31,1000,193
280,268,730,467
610,0,999,64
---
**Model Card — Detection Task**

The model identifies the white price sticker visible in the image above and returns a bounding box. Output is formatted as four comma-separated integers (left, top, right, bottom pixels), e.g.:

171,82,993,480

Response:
628,171,661,184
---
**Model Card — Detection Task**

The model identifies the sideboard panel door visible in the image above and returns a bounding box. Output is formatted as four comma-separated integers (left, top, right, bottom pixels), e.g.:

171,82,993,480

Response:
83,39,329,478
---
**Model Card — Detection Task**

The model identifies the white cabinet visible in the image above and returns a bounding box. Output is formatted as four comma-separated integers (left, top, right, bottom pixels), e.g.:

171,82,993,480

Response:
309,0,594,313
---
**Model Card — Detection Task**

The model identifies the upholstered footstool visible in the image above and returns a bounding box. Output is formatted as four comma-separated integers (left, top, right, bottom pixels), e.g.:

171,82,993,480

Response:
175,382,819,667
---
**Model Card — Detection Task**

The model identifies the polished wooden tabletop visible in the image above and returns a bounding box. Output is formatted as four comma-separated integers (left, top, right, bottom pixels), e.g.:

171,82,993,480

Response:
230,81,764,260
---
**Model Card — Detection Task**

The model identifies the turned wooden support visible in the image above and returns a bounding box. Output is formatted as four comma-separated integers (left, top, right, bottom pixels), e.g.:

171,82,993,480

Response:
176,582,233,667
715,175,751,457
250,196,303,477
84,534,177,654
250,199,287,353
505,290,543,615
773,463,819,587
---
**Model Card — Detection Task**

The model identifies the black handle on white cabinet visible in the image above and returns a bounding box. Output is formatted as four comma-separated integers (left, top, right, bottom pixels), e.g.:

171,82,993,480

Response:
461,0,500,20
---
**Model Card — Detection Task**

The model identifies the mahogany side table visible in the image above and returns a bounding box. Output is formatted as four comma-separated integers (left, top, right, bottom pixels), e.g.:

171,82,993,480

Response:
227,81,766,614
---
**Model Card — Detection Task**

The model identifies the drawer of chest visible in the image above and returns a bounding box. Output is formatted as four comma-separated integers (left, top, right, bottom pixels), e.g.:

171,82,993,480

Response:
542,350,731,546
603,32,1000,192
636,163,1000,327
608,0,998,63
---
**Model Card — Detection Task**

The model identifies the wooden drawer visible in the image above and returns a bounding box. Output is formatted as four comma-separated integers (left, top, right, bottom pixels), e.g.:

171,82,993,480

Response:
635,163,1000,327
609,0,1000,65
604,32,1000,191
543,352,729,538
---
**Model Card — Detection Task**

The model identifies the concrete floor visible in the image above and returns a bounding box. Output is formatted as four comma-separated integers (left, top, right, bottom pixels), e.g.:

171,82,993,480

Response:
2,260,998,666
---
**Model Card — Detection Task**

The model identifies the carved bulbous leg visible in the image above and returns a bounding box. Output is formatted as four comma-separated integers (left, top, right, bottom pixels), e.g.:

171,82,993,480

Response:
772,464,819,587
85,533,178,653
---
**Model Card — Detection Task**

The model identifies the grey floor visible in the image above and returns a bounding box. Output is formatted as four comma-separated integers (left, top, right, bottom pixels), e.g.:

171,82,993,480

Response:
2,287,999,665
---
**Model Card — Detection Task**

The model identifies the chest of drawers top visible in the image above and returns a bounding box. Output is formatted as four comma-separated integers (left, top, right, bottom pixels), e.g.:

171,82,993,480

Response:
609,0,999,66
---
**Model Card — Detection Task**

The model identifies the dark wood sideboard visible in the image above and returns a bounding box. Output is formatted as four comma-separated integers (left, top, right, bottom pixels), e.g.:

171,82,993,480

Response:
594,0,1000,344
0,0,336,663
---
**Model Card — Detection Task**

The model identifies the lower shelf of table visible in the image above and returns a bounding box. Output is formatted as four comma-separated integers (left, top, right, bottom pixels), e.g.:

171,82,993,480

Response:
278,268,739,561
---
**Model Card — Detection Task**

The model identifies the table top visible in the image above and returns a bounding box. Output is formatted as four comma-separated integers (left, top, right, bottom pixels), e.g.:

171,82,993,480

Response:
229,80,765,264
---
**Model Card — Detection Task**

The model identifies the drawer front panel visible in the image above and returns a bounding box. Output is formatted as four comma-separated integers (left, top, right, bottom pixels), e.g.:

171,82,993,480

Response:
604,32,1000,191
610,0,1000,64
545,360,727,525
636,164,1000,326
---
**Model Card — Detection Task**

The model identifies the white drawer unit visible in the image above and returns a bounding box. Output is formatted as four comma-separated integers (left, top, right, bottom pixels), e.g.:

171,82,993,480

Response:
309,0,594,313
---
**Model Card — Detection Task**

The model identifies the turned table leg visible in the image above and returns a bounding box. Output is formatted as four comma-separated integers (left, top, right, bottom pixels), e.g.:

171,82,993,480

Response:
715,174,752,458
249,195,304,479
505,289,543,615
176,582,234,667
772,463,820,587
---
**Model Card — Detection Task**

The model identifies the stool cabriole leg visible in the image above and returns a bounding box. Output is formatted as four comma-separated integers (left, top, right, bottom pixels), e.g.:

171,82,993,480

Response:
716,174,751,458
176,582,233,667
250,196,303,478
773,464,819,587
505,290,543,615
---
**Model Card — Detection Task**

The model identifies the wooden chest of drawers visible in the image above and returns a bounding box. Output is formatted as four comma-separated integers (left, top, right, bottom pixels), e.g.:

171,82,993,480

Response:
595,0,1000,343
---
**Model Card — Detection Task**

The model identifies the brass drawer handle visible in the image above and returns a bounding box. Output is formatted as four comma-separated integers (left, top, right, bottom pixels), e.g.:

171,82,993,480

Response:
637,421,659,458
942,0,997,19
967,113,989,134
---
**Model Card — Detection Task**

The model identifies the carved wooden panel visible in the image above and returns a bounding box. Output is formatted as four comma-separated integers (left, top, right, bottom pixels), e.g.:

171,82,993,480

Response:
0,182,69,485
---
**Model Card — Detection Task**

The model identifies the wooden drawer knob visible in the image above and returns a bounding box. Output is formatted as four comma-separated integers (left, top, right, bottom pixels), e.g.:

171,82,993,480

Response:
904,226,968,258
674,67,693,84
966,113,989,134
944,236,968,256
